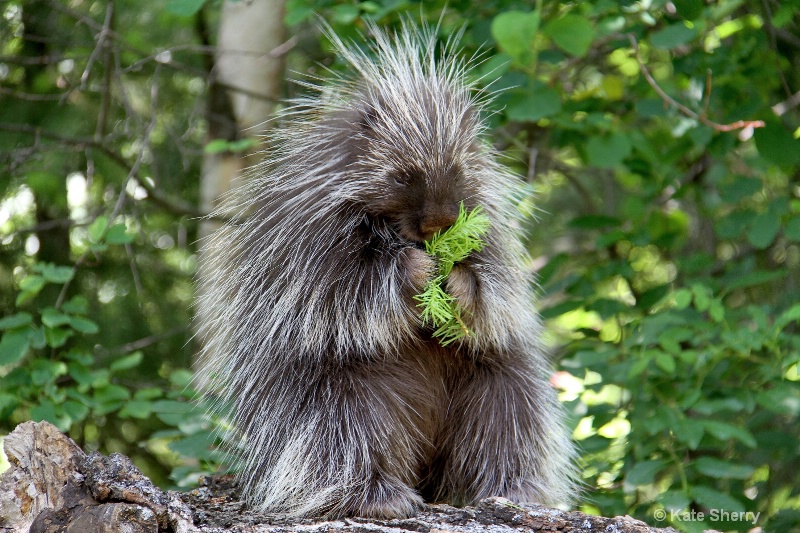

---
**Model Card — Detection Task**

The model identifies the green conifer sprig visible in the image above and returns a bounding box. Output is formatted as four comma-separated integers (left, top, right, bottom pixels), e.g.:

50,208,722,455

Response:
415,203,490,346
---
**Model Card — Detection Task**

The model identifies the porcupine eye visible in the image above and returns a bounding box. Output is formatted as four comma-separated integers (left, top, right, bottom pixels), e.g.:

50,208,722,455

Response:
393,172,412,187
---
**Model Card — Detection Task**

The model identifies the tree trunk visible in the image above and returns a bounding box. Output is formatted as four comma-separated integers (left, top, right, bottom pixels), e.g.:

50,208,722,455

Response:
198,0,287,239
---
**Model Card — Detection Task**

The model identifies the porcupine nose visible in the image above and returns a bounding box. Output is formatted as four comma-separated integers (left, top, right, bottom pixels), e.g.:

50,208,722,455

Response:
420,205,459,241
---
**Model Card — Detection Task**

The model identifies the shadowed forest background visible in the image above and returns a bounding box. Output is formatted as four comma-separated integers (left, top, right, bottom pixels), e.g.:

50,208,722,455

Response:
1,1,799,531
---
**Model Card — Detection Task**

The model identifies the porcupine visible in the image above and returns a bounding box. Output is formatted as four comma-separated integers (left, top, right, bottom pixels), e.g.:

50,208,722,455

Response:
196,21,577,519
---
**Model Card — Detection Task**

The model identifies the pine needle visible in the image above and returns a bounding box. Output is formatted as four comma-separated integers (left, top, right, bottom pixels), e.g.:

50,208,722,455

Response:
414,203,490,346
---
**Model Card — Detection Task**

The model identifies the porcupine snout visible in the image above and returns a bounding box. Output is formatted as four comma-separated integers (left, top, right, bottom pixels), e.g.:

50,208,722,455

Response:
419,202,459,241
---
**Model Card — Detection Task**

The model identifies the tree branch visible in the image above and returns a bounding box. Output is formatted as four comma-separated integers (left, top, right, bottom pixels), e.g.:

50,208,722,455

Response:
626,34,766,132
0,123,210,219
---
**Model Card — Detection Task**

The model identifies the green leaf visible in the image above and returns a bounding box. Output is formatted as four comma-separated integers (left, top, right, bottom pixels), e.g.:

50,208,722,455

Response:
673,289,692,309
650,23,697,49
586,133,632,168
491,11,540,62
331,4,360,24
709,300,725,323
0,330,31,366
17,275,46,305
41,308,72,328
135,387,164,400
540,300,583,319
675,418,705,449
657,490,691,512
694,457,755,479
0,313,33,330
715,209,754,239
693,397,748,415
153,400,195,425
785,216,800,242
0,392,19,415
756,387,800,415
228,138,257,153
169,369,194,388
658,327,693,354
62,400,90,422
31,359,68,385
719,176,761,203
284,4,313,26
29,327,46,349
627,460,667,485
152,399,194,413
595,229,627,248
30,400,58,425
89,369,110,388
537,253,568,287
637,284,670,309
702,420,757,448
106,223,135,245
36,264,74,284
67,316,99,334
66,350,93,365
204,140,230,154
629,352,652,377
119,400,153,419
168,433,214,459
588,298,627,319
543,14,595,57
776,304,800,330
506,87,562,122
654,352,676,373
673,0,704,20
690,486,746,513
747,212,781,249
61,296,89,315
68,362,95,387
88,216,108,243
570,349,613,367
723,270,786,291
94,384,131,403
110,351,144,372
754,123,800,166
44,327,73,348
691,284,712,311
165,0,206,17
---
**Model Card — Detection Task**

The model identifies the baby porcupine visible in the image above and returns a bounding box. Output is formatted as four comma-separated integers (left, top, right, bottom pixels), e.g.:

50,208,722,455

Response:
197,21,577,518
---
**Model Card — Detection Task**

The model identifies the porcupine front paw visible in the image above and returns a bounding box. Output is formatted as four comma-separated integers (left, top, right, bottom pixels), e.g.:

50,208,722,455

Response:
400,247,437,292
445,263,479,312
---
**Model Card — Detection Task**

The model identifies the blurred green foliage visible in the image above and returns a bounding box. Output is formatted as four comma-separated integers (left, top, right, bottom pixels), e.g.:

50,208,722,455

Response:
2,0,800,531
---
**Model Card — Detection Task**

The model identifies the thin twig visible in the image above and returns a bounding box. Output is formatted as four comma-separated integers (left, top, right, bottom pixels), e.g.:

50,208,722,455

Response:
95,2,115,140
125,241,144,301
2,218,76,237
0,87,66,101
772,90,800,117
53,127,150,309
701,69,712,118
626,34,765,132
98,325,187,356
80,1,114,90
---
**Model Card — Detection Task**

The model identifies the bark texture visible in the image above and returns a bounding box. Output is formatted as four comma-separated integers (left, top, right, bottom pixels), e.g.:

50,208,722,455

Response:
0,421,702,533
